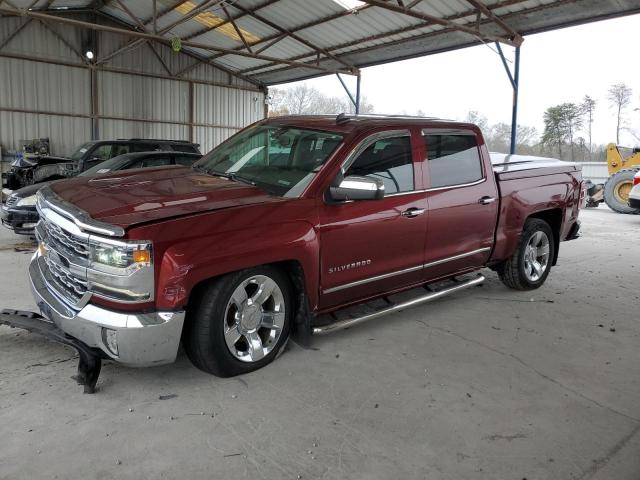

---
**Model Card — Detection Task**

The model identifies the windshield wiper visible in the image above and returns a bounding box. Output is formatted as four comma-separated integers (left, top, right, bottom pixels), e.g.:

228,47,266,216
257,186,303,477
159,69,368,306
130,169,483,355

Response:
228,172,256,186
193,165,256,186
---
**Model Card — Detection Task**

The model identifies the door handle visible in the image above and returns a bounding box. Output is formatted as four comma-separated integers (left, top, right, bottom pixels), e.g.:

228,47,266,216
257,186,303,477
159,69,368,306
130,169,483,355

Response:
478,196,497,205
401,207,426,218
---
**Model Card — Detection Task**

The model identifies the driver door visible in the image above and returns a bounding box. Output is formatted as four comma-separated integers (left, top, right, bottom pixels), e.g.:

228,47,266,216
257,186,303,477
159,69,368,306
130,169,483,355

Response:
317,130,428,309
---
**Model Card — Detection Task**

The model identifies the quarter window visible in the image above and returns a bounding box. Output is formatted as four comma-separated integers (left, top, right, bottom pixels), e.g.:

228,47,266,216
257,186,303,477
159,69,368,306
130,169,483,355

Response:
424,134,483,188
346,136,414,194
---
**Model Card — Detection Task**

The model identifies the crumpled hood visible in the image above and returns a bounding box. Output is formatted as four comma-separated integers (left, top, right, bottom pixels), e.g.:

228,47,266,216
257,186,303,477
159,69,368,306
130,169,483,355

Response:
50,166,283,229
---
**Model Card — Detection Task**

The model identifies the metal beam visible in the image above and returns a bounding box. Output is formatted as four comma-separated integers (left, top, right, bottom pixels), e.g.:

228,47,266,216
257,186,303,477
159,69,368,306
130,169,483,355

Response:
238,0,528,76
0,51,262,92
0,17,31,51
93,9,261,86
243,0,530,78
355,74,361,114
0,106,245,130
37,18,88,62
181,0,280,42
496,42,520,153
0,8,356,76
464,0,522,44
336,73,356,108
510,46,520,154
97,0,220,66
222,3,253,53
230,2,355,70
360,0,521,47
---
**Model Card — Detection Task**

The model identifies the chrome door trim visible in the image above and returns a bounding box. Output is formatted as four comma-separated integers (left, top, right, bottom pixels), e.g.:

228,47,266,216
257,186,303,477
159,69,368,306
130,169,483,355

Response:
426,177,486,192
322,264,423,294
322,247,491,295
423,247,491,268
385,178,488,196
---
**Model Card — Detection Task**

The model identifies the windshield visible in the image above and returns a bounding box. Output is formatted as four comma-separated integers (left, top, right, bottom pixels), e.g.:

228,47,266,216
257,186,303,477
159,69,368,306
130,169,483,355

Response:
79,156,131,176
194,125,343,197
70,142,93,161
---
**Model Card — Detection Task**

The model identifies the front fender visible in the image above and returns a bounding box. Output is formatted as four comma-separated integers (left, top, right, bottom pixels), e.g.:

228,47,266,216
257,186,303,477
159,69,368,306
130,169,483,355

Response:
155,220,320,311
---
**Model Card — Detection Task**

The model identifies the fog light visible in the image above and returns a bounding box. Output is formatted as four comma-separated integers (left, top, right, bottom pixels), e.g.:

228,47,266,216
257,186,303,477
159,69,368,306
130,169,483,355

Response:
102,328,118,356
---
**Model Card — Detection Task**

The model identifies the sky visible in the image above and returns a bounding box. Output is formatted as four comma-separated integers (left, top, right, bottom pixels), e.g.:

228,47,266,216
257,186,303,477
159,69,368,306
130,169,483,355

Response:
275,14,640,147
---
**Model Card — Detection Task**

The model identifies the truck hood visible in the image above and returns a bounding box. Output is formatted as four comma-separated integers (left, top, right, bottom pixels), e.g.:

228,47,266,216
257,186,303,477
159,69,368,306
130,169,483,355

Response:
50,166,283,229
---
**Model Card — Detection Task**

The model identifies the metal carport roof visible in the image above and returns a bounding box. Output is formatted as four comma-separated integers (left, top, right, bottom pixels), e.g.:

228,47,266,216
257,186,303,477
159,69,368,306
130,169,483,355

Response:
1,0,639,153
1,0,639,87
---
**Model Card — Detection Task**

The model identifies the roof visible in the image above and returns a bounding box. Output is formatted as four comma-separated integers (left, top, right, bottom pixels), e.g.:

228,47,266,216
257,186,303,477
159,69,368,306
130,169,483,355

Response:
2,0,639,86
261,113,480,134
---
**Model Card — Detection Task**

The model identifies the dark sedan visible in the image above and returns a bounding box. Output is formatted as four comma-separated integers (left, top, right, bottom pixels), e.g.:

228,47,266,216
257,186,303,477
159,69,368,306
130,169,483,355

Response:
1,151,201,235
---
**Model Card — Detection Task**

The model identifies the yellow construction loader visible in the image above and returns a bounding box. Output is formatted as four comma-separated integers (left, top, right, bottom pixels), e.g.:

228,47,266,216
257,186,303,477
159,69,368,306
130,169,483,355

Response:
585,143,640,214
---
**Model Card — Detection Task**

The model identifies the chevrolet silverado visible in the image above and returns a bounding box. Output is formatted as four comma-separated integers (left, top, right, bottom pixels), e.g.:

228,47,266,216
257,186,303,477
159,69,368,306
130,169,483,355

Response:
1,115,583,392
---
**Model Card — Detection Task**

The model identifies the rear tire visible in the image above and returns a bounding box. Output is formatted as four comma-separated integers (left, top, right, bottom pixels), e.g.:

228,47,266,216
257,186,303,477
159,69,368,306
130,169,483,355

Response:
603,168,640,214
184,266,293,377
498,218,555,291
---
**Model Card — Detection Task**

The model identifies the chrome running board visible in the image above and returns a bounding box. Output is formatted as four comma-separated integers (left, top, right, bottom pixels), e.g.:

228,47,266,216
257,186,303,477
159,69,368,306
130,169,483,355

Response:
312,274,485,335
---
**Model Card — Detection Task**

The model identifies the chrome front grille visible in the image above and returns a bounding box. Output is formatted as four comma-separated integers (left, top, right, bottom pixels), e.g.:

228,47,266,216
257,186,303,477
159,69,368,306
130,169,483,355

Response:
36,216,90,309
44,255,88,305
42,220,90,258
4,195,18,208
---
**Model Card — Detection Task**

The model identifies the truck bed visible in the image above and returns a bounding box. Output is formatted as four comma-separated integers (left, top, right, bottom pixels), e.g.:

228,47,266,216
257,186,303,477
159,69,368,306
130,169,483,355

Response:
490,153,581,180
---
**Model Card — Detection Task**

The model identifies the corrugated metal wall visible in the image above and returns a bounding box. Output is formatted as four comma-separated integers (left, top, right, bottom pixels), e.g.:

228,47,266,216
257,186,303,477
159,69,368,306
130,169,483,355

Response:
0,15,265,161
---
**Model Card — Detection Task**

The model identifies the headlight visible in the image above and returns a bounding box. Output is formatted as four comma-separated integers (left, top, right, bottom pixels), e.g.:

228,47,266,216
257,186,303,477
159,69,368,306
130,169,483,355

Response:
16,194,37,207
89,241,152,269
86,239,154,303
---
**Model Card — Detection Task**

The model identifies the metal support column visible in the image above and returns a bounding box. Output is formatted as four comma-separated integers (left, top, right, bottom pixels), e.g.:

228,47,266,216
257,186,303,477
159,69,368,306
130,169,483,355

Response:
355,74,361,114
90,66,99,140
336,73,360,114
510,46,520,155
188,81,194,143
496,42,520,154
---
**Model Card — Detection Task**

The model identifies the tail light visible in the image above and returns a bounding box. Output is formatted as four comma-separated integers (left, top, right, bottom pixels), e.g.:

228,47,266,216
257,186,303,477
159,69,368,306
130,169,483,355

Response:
634,172,640,186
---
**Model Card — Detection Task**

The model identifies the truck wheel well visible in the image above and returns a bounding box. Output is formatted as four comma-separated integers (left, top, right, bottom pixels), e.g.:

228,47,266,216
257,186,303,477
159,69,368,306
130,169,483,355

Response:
186,260,311,343
527,209,562,266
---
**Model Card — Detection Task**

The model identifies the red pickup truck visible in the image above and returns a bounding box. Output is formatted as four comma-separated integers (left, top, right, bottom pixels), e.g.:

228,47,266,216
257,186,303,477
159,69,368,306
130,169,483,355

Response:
1,115,582,392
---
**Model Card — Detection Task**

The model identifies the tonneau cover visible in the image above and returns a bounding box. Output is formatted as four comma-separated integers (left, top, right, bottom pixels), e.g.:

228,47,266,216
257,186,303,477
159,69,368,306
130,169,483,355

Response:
490,153,581,181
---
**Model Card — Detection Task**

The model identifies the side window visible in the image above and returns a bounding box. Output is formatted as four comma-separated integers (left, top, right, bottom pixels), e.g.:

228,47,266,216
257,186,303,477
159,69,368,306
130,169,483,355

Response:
171,143,198,153
174,155,199,166
424,134,483,188
109,144,130,158
140,156,171,168
130,143,159,153
345,135,414,194
91,144,112,161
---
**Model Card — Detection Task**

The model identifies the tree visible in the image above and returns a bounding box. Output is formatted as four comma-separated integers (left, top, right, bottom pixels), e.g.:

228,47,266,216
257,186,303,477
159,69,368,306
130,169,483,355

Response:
581,95,596,160
608,83,632,144
268,85,374,117
542,105,568,158
540,103,583,160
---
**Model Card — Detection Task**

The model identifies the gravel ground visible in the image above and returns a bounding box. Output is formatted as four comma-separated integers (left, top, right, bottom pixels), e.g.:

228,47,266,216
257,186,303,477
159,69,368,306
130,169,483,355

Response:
0,206,638,480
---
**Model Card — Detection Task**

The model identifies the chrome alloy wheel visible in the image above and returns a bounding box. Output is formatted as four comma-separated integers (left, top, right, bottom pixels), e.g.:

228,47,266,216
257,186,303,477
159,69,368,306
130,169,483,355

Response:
523,230,550,282
223,275,286,363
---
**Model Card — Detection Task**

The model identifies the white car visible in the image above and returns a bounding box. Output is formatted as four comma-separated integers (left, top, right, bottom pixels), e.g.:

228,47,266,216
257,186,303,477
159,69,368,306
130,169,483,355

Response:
629,170,640,210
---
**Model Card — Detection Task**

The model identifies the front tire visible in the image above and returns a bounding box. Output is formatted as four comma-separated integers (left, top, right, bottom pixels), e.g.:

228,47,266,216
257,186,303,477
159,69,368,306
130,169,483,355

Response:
498,218,554,291
184,266,293,377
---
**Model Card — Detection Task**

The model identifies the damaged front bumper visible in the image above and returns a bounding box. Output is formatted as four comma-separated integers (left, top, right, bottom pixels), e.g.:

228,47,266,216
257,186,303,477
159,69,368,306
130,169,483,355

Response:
28,253,186,367
1,253,186,392
0,309,105,393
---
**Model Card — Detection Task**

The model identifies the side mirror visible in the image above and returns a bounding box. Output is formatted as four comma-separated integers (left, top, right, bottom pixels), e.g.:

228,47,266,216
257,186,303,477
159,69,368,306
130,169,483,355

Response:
328,175,385,201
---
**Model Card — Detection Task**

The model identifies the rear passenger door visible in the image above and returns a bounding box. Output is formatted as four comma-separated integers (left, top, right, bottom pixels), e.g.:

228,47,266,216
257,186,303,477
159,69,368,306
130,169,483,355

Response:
422,129,498,281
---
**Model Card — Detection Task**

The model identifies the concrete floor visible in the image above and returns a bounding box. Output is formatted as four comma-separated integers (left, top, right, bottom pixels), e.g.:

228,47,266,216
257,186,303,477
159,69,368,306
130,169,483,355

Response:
0,207,638,480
